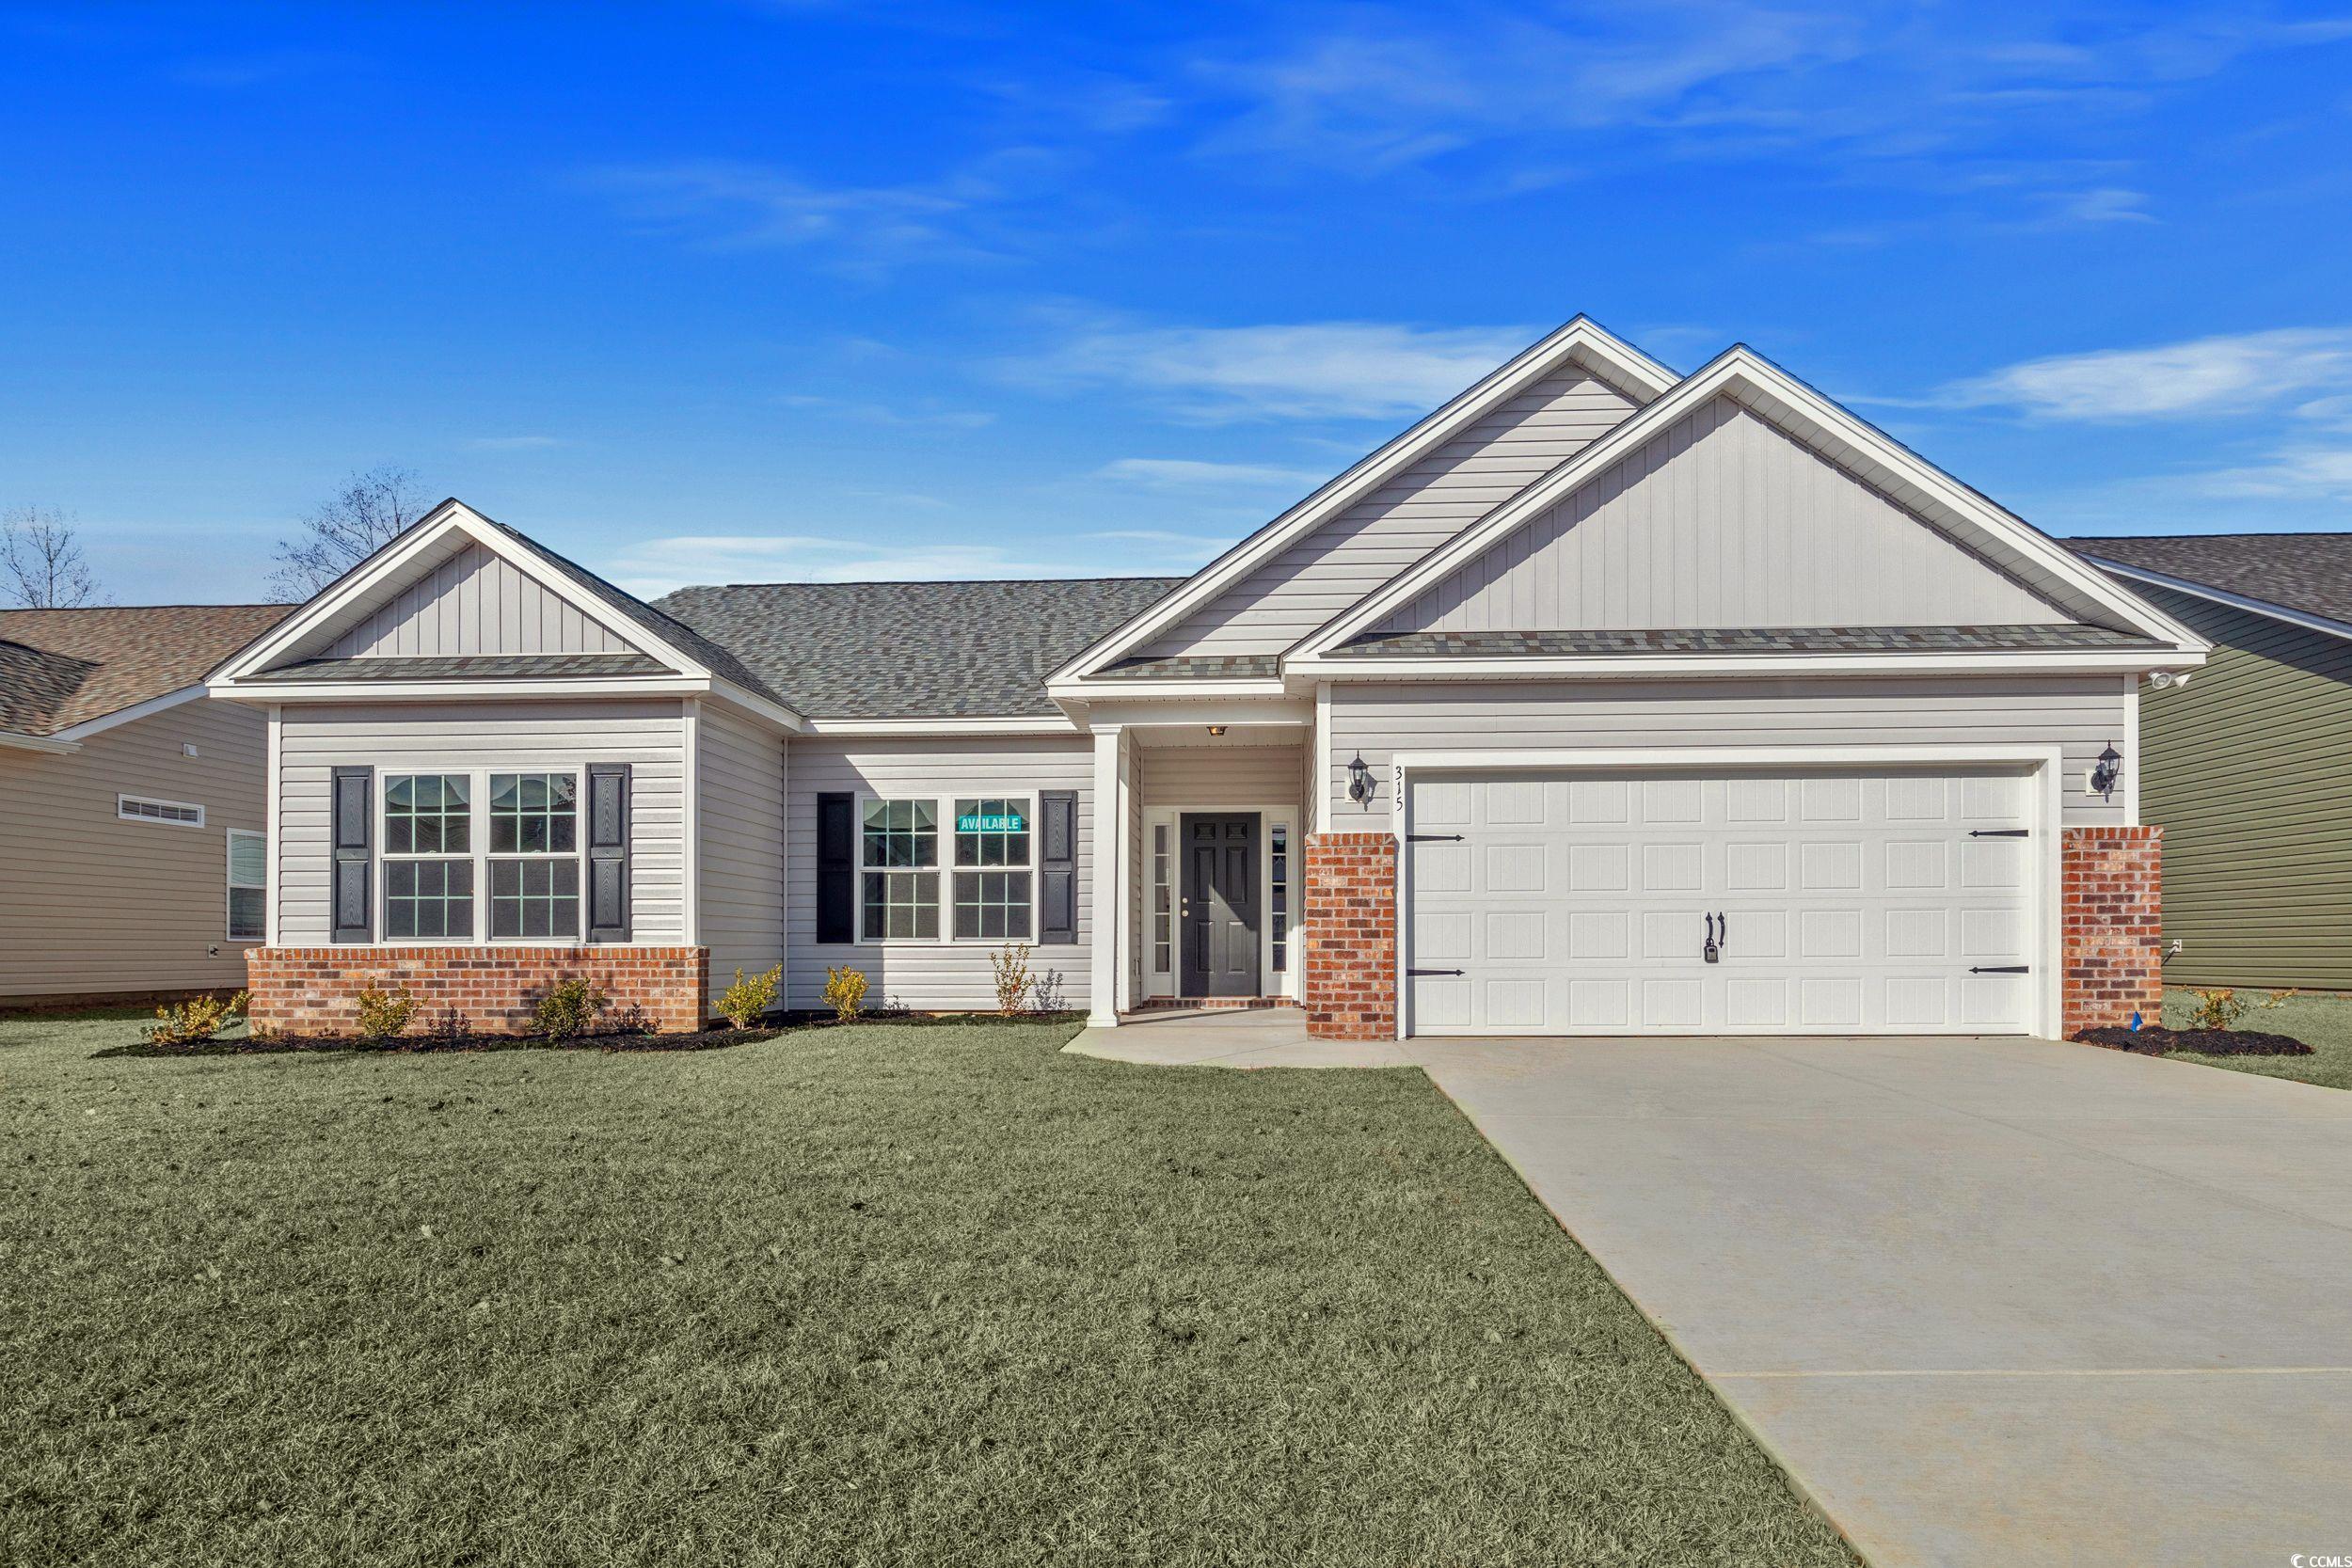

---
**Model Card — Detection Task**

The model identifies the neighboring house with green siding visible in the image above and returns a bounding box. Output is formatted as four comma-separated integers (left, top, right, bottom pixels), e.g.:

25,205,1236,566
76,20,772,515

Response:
2073,535,2352,991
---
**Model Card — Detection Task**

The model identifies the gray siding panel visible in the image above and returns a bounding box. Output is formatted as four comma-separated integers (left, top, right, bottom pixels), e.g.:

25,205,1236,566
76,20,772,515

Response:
276,700,687,945
326,542,639,659
1323,677,2130,830
1391,397,2070,635
787,736,1094,1011
1143,374,1640,657
1136,743,1304,808
2132,584,2352,989
697,702,788,1009
0,698,267,1000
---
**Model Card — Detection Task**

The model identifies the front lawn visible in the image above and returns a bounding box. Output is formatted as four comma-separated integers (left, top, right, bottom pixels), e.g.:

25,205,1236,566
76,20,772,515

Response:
2159,987,2352,1090
1,1011,1851,1568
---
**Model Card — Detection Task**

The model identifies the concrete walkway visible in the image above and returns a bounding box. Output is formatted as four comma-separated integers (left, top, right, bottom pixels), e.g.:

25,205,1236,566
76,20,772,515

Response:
1062,1007,1411,1068
1408,1034,2352,1568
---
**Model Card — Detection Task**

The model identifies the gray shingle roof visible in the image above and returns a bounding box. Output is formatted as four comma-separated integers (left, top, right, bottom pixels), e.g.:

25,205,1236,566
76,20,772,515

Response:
1331,625,2164,658
1096,653,1282,681
2072,533,2352,626
244,653,672,683
654,578,1184,718
1,603,295,736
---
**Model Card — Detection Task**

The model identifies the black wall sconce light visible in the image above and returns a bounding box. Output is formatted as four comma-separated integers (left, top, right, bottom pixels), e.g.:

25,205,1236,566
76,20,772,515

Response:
2090,742,2123,800
1347,752,1375,805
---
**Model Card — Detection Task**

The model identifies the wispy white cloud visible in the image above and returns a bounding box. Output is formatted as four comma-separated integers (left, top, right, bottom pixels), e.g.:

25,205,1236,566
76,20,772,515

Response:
1094,456,1326,488
778,393,995,430
588,160,977,272
603,532,1094,595
2196,444,2352,500
463,435,566,451
1014,320,1537,420
1932,327,2352,420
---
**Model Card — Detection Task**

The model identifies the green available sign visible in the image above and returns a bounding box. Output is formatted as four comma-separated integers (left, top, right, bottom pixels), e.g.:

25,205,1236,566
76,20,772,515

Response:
958,811,1025,833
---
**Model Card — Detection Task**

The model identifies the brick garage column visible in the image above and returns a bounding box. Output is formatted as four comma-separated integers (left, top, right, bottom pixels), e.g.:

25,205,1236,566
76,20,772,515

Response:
1304,832,1397,1040
2060,826,2162,1036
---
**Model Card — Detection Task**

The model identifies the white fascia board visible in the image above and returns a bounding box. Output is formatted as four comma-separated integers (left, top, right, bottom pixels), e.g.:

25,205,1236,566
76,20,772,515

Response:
1076,696,1312,730
1391,741,2065,771
800,714,1079,736
1046,677,1292,704
1293,647,2205,682
48,683,209,743
211,500,707,686
1295,346,2211,659
206,675,723,704
2086,559,2352,645
703,678,806,734
0,730,81,754
1045,318,1677,684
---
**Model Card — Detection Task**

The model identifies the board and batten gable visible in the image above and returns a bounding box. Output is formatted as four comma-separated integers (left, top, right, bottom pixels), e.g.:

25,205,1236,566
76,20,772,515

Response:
0,697,267,1002
274,699,689,944
696,700,788,1007
321,540,642,660
2129,582,2352,989
1139,372,1643,657
1383,396,2072,636
787,735,1094,1011
1322,676,2137,830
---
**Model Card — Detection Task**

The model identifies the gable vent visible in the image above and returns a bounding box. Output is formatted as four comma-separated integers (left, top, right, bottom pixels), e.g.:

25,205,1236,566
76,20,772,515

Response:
119,794,205,827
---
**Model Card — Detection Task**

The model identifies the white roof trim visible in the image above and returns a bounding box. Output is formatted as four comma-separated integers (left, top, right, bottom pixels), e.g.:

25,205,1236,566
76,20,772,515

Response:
47,683,211,743
1048,316,1677,686
210,499,703,687
1295,345,2211,661
1289,648,2203,681
2085,559,2352,646
0,729,81,754
801,714,1079,736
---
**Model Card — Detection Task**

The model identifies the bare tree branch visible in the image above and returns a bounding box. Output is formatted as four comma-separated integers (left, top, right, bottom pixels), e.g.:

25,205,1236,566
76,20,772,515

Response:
0,506,104,609
269,465,434,598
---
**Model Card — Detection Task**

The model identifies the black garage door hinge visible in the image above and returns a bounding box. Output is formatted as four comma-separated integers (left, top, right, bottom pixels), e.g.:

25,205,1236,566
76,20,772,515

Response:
1406,832,1465,842
1968,829,2029,838
1969,965,2030,974
1408,968,1466,977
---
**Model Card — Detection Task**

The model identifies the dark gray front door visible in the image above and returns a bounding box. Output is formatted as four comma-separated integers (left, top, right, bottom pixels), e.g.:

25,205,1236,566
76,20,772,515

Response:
1181,813,1261,998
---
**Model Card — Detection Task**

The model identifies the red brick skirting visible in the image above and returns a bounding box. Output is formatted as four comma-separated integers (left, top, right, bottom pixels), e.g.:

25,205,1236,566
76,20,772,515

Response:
1304,833,1397,1040
246,946,709,1037
2061,827,2162,1036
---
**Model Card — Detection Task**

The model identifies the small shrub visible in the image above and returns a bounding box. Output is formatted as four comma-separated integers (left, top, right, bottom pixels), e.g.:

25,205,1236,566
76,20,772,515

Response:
144,990,247,1047
354,984,419,1041
717,963,782,1030
991,942,1035,1015
823,965,868,1022
2185,987,2298,1032
532,976,611,1039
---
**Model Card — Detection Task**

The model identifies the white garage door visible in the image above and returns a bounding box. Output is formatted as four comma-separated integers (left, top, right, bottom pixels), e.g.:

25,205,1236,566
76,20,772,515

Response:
1406,770,2038,1036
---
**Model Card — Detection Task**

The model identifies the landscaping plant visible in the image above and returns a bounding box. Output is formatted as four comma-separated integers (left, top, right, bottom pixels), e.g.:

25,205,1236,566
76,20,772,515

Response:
353,984,419,1041
141,990,247,1047
991,942,1035,1015
531,977,611,1038
822,964,867,1022
2185,987,2297,1032
716,963,781,1030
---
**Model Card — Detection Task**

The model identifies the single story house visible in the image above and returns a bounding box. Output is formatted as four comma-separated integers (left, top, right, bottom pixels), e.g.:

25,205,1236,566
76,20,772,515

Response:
2071,533,2352,990
2,602,294,1006
205,322,2205,1041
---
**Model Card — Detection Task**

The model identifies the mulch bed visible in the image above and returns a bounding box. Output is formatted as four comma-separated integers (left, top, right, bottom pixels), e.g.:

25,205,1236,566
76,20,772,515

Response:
2073,1025,2313,1057
92,1009,1087,1059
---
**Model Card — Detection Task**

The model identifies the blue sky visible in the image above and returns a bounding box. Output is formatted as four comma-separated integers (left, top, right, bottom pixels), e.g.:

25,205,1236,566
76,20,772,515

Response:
4,2,2350,605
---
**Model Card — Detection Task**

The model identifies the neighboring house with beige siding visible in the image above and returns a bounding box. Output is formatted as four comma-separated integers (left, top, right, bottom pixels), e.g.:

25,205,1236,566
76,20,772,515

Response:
0,604,293,1005
208,320,2206,1044
2073,534,2352,990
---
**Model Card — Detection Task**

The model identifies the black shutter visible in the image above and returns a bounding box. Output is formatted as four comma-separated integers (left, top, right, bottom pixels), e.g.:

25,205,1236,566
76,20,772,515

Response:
1039,789,1077,945
586,763,630,942
817,792,855,943
331,767,372,942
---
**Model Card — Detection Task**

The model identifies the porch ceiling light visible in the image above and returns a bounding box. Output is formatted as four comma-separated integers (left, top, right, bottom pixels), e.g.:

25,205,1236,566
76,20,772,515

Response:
2090,742,2122,800
1206,725,1227,736
1347,752,1375,805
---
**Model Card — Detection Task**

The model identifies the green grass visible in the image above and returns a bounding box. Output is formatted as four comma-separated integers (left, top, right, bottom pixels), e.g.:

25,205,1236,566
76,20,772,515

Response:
2158,987,2352,1090
0,1011,1851,1568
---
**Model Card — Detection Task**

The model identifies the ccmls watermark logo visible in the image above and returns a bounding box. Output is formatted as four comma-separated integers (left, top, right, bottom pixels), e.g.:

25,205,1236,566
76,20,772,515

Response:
2292,1554,2352,1566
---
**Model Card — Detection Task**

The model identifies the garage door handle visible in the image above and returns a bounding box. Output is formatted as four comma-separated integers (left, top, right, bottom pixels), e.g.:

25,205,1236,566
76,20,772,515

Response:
1969,829,2029,838
1408,968,1465,977
1407,832,1464,842
1969,965,2029,974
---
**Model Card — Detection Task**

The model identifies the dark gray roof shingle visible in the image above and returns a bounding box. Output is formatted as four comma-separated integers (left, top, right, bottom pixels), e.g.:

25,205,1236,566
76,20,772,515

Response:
245,653,672,683
654,578,1184,718
1,603,295,736
1331,625,2163,658
1097,653,1282,681
2071,533,2352,626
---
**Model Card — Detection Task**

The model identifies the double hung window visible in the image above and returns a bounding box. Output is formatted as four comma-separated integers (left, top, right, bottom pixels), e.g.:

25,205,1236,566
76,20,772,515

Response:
857,793,1038,942
384,773,473,939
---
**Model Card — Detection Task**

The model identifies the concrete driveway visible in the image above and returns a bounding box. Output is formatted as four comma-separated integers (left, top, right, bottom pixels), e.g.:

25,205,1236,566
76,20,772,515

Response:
1407,1035,2352,1568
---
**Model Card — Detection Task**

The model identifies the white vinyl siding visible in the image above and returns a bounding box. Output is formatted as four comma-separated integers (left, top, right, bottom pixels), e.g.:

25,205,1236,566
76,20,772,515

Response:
1142,373,1641,657
788,736,1092,1011
697,701,788,1011
0,697,268,1002
275,700,687,944
1326,677,2134,830
322,540,641,659
1136,743,1304,808
1387,397,2071,635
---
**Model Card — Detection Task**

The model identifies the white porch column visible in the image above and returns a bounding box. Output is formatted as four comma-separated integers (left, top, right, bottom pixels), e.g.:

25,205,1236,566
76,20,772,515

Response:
1087,723,1123,1027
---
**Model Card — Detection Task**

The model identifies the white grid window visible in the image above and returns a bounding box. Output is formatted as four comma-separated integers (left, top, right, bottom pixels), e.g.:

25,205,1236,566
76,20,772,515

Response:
488,773,580,939
951,798,1032,940
226,830,266,941
1270,823,1289,974
383,774,473,940
1151,823,1171,974
861,799,940,941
